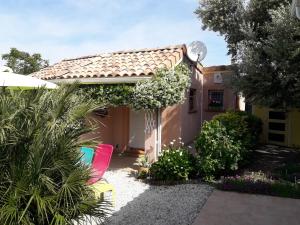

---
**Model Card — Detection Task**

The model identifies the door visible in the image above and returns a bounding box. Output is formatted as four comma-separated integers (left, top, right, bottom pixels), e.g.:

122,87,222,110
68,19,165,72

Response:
129,110,145,149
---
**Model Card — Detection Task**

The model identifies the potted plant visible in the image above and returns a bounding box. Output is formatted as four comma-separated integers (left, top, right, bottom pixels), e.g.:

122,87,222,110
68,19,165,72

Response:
134,155,150,179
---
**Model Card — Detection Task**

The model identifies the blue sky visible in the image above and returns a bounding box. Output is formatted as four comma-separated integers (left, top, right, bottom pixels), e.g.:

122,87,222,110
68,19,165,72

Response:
0,0,230,66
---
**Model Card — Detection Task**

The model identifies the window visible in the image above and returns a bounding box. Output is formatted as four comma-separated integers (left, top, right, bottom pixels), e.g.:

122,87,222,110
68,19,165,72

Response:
189,88,197,112
268,110,287,144
94,108,108,117
208,90,224,111
269,111,286,120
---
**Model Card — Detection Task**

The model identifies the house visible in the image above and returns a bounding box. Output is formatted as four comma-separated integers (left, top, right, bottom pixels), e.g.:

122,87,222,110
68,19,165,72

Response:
202,65,245,121
252,107,300,148
32,45,242,161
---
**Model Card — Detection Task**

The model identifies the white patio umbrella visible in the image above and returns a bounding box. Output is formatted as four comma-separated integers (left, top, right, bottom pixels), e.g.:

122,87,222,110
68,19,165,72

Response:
0,66,57,89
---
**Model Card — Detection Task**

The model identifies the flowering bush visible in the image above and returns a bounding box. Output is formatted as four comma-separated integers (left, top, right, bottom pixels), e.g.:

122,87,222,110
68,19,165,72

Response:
217,172,300,199
149,140,194,181
78,64,191,110
132,65,191,110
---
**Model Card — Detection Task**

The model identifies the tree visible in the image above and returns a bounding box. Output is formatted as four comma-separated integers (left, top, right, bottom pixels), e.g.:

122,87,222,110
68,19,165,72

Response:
196,0,300,108
0,84,110,224
2,48,49,75
235,7,300,108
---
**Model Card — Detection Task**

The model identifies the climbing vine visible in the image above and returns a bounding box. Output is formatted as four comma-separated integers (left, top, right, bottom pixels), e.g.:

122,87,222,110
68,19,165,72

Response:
79,64,191,110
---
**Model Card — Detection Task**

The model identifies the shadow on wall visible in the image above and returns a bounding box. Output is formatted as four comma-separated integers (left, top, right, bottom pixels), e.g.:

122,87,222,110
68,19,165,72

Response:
162,105,181,147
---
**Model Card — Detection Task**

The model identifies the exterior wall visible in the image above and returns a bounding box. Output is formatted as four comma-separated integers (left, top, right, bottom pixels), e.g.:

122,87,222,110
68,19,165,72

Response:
82,106,129,152
180,66,203,145
161,63,203,146
290,109,300,147
145,110,159,163
202,66,238,121
161,105,181,146
253,106,300,148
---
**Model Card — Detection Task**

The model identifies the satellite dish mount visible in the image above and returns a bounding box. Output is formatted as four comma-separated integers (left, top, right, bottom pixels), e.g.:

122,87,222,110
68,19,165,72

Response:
187,41,207,63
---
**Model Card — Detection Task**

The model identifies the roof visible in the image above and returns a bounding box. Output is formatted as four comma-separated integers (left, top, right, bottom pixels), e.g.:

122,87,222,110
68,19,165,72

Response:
203,65,234,73
32,45,187,81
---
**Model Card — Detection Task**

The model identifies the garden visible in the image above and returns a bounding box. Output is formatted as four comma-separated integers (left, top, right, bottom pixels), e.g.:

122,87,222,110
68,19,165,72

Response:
136,111,300,199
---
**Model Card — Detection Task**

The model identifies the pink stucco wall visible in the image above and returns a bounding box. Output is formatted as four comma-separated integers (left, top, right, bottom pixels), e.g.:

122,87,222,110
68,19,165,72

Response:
82,64,239,161
82,107,129,152
202,66,238,121
144,110,158,163
161,65,239,149
161,64,203,147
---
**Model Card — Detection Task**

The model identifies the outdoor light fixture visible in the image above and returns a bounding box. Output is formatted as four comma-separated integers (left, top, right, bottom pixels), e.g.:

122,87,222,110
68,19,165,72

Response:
292,0,300,19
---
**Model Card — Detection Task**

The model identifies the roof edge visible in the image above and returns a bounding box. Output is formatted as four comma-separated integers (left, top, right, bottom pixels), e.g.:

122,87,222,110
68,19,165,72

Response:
62,44,186,62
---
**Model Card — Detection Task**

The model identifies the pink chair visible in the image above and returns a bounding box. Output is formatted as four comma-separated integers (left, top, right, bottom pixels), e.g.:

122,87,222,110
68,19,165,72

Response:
87,144,114,185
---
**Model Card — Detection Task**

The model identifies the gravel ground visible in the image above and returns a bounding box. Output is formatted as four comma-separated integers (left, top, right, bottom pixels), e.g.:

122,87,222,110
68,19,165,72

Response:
102,169,213,225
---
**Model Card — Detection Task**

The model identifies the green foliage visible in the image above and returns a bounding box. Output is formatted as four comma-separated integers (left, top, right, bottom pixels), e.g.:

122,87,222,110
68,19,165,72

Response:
233,7,300,108
196,0,246,58
78,64,191,110
196,0,290,59
132,64,191,110
195,120,242,180
137,170,149,179
213,111,262,150
196,1,300,108
134,155,150,168
2,48,49,75
0,85,110,224
149,147,193,181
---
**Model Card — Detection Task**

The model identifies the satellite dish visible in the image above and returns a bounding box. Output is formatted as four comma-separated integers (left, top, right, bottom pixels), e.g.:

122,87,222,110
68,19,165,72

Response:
187,41,207,62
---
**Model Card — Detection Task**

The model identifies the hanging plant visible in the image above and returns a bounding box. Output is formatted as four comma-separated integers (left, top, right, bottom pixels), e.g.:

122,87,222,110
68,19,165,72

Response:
78,64,191,110
132,64,191,109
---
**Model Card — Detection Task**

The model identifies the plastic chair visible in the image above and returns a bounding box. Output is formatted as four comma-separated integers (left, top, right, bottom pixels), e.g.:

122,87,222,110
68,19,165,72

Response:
80,147,94,166
87,144,114,185
91,180,116,207
88,144,115,206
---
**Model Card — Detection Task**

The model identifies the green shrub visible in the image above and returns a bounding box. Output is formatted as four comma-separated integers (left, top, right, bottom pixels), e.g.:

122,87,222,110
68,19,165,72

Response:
0,84,110,225
195,120,242,180
213,111,262,149
149,147,193,181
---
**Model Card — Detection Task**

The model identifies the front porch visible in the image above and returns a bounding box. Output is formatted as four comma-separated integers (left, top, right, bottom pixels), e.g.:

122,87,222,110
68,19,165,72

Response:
83,106,161,162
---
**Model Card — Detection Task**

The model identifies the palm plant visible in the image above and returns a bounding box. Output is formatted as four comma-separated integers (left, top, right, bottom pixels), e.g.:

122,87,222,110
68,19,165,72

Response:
0,84,110,224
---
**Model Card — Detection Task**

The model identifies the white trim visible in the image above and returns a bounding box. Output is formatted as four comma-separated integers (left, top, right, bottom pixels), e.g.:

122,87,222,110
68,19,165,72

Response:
48,76,152,84
156,108,162,159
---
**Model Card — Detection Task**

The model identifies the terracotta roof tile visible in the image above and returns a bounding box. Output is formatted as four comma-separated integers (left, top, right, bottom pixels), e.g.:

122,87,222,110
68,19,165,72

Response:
32,45,186,80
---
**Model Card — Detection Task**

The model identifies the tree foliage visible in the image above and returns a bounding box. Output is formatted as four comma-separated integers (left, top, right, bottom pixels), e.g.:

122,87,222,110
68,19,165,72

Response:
235,7,300,108
2,48,49,75
196,0,290,60
196,0,300,108
0,84,110,224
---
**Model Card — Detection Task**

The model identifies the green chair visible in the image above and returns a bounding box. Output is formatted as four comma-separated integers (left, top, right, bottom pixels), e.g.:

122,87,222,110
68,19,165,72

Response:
80,147,94,166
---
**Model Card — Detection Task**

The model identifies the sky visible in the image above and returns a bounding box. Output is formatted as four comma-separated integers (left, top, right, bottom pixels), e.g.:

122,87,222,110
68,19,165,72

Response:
0,0,230,66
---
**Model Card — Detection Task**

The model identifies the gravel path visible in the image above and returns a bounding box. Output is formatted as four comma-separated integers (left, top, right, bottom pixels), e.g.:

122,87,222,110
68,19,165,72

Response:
102,169,213,225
